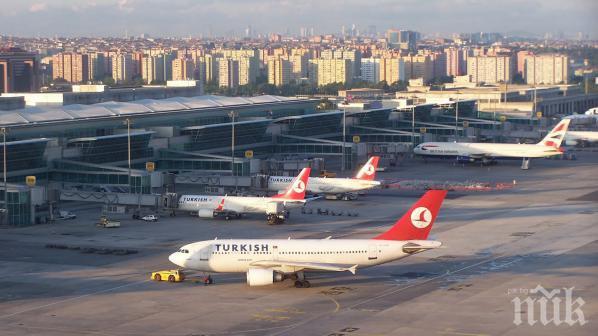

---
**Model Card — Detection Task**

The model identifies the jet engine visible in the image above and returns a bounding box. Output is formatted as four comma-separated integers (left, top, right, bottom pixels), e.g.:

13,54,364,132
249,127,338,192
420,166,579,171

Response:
246,268,284,286
197,209,217,218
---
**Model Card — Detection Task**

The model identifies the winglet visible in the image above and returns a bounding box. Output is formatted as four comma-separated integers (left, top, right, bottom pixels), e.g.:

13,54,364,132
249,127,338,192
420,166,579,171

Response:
272,167,311,200
349,265,358,275
354,156,380,181
374,190,447,241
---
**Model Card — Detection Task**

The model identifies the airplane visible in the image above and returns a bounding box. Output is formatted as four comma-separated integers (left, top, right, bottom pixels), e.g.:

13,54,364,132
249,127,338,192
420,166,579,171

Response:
169,189,447,288
566,131,598,145
267,156,381,200
413,119,571,168
178,168,312,225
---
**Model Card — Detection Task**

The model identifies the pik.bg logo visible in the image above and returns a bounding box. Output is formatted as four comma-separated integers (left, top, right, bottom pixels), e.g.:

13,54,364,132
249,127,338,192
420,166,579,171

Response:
510,284,587,326
410,207,432,228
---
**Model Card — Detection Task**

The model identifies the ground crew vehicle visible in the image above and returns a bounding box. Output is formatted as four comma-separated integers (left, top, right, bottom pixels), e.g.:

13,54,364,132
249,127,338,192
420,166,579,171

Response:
151,269,185,282
97,216,121,228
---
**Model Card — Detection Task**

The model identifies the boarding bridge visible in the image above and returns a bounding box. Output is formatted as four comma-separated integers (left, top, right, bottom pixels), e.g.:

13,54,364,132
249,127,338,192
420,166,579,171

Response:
58,190,162,207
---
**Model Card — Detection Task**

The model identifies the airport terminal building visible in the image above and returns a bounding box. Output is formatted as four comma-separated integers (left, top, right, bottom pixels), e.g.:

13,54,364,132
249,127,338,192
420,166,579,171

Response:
0,92,540,226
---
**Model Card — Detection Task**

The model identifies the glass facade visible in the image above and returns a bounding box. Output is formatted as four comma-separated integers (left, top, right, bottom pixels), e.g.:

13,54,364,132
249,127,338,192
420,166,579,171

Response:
0,139,48,175
0,189,31,226
67,133,154,164
182,120,271,152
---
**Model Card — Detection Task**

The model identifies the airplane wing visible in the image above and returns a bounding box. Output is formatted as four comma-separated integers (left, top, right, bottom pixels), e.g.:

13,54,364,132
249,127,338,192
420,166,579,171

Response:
249,260,358,274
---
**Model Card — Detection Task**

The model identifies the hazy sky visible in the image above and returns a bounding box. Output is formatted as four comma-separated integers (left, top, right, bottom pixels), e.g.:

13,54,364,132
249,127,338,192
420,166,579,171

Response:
0,0,596,38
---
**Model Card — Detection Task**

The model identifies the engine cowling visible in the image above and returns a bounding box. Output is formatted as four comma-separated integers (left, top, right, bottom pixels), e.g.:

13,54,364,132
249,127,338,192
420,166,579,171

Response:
197,209,216,218
246,268,284,286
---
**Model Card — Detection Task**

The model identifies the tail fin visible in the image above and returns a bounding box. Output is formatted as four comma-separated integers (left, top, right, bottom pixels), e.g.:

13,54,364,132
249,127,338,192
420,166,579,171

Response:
374,190,447,241
538,119,570,149
272,167,311,200
354,156,380,181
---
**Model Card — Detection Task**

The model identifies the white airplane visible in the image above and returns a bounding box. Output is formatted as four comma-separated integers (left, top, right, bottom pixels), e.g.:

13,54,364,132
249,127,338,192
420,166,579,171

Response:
267,156,381,200
169,189,447,288
413,119,571,166
178,168,312,225
566,131,598,145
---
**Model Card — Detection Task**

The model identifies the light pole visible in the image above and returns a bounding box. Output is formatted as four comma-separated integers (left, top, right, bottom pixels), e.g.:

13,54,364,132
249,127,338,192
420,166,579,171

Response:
411,106,415,149
342,108,346,172
125,118,132,194
228,111,237,192
454,96,460,142
1,128,7,225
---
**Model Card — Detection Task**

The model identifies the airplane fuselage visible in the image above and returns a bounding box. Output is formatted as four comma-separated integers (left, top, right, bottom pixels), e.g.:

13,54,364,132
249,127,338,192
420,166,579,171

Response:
177,195,304,214
268,176,380,194
169,239,434,273
414,142,562,159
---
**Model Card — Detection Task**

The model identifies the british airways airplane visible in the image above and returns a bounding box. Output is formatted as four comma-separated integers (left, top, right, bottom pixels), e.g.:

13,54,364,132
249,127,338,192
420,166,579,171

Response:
178,168,312,225
414,119,570,167
169,190,447,288
267,157,381,200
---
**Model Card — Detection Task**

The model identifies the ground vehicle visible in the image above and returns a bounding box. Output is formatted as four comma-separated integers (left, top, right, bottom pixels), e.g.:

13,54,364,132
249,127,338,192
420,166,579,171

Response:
59,211,76,220
151,269,185,282
97,216,121,228
319,170,337,178
141,214,159,222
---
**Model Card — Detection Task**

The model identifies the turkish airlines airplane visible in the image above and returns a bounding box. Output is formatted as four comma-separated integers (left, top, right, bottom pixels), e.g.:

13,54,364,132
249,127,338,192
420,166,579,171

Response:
413,119,571,165
169,189,447,288
178,168,312,224
267,156,381,200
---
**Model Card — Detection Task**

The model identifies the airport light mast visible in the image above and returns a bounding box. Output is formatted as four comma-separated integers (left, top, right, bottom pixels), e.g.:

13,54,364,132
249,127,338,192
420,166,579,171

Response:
229,111,238,193
1,127,7,225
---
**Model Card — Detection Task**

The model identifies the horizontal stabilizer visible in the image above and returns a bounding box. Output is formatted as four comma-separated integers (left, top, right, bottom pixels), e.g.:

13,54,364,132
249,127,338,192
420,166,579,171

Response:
402,240,442,253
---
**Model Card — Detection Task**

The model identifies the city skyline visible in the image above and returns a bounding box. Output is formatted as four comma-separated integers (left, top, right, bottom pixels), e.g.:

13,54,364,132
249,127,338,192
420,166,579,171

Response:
0,0,596,38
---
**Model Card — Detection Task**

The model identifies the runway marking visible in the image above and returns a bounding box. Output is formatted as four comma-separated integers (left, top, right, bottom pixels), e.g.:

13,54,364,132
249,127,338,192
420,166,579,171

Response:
323,294,341,313
268,254,510,336
439,328,490,336
0,278,150,320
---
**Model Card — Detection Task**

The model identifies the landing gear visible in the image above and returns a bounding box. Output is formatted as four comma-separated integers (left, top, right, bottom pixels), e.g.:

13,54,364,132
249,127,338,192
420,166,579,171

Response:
267,214,284,225
200,275,214,285
292,271,310,288
294,280,311,288
521,157,530,170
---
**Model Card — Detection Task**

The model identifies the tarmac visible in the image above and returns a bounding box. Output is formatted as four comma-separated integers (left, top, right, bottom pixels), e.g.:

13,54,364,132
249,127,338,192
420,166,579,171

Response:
0,153,596,336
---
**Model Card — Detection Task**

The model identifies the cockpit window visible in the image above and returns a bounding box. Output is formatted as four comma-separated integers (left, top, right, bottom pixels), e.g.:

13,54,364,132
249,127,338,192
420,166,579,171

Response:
178,249,190,253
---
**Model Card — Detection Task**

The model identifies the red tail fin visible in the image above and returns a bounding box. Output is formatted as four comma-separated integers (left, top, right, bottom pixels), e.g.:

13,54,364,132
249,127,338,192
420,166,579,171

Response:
354,156,380,181
374,190,447,241
272,167,311,200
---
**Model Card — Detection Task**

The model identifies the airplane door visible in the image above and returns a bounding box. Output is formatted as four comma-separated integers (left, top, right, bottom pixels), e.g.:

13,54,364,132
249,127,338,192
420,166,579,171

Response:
199,245,211,261
272,245,279,260
368,244,378,260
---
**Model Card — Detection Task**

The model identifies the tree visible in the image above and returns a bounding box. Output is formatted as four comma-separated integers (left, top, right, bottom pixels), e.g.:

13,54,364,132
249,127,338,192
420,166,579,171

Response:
102,76,115,86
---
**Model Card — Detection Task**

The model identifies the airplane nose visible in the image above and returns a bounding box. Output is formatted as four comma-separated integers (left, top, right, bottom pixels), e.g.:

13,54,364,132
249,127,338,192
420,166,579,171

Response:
168,252,181,266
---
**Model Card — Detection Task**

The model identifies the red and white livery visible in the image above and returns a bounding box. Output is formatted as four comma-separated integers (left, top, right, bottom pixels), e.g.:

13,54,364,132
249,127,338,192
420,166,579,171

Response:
267,156,381,200
178,168,312,224
169,190,448,287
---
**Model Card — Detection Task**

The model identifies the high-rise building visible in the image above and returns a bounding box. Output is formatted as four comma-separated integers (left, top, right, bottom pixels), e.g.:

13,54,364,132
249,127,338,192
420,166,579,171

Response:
87,52,106,81
516,50,534,75
0,48,38,93
445,47,467,77
52,52,89,83
218,58,239,88
111,53,133,83
361,58,381,83
403,54,433,82
198,54,219,83
467,55,513,84
172,58,195,81
267,58,292,86
386,30,419,51
380,57,405,84
524,54,569,85
312,58,352,86
141,55,165,84
287,54,308,80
